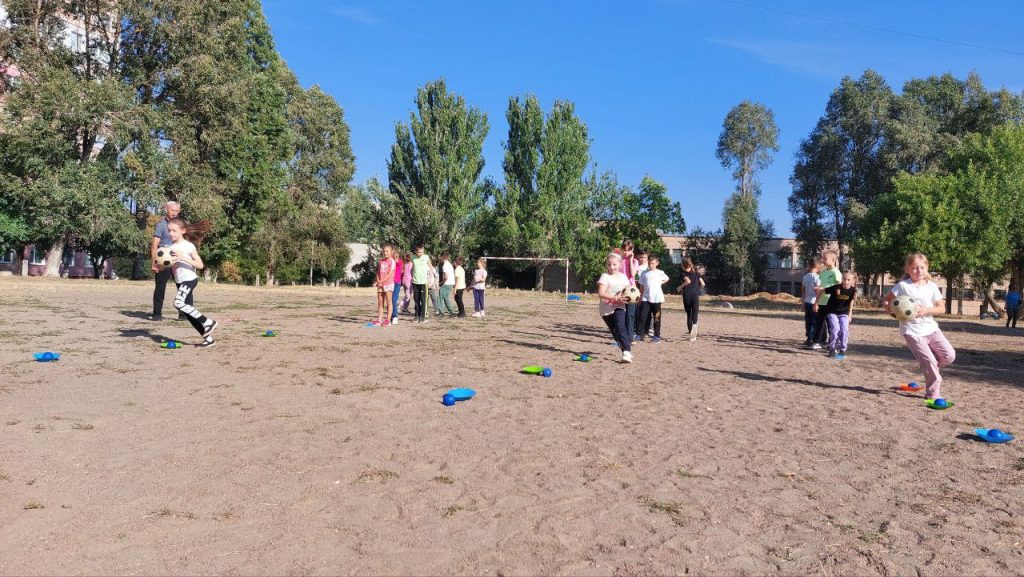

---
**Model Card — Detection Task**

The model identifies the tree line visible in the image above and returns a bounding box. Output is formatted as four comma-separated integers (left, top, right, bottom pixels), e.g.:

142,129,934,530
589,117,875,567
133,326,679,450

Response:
2,2,1020,303
788,70,1023,313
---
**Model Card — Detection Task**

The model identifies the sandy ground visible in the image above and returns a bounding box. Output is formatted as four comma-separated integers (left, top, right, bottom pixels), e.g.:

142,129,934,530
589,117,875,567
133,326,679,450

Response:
1,277,1023,576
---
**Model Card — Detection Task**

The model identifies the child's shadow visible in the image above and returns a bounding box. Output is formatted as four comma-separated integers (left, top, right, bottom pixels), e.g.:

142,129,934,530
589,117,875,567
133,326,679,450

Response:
118,328,167,343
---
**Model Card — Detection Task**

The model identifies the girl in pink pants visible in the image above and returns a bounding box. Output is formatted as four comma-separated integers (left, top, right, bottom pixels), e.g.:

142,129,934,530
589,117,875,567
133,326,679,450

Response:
885,253,956,400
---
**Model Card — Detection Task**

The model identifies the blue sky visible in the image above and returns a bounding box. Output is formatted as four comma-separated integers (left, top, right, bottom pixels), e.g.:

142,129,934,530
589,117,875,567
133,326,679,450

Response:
262,0,1023,235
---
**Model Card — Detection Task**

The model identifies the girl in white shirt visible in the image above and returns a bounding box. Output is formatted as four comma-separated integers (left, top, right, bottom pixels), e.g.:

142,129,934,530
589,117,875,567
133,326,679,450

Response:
884,253,955,400
167,219,218,347
598,252,632,363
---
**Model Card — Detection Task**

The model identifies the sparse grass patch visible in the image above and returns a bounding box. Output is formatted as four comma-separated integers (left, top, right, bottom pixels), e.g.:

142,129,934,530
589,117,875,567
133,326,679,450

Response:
443,503,477,518
356,468,399,484
151,508,198,520
71,423,94,431
676,468,714,480
858,530,884,544
24,501,44,510
639,496,686,526
329,388,341,395
432,476,454,485
0,472,10,481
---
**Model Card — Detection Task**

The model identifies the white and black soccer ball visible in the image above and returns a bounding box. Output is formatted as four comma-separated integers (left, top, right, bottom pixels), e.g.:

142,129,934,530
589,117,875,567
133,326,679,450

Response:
891,294,917,322
155,247,177,268
623,285,642,304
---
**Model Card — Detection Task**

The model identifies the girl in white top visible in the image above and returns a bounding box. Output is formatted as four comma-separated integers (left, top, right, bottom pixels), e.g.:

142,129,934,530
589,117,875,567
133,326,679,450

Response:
167,219,218,347
472,258,487,317
597,252,632,363
884,253,955,400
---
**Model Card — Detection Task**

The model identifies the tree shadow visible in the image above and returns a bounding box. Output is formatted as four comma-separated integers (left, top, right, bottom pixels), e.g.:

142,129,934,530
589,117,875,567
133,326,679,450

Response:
117,328,168,343
696,367,882,396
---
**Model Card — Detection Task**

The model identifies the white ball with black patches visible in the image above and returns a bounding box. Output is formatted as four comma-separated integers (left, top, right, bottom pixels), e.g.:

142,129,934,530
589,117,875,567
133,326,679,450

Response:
892,294,918,322
155,247,177,269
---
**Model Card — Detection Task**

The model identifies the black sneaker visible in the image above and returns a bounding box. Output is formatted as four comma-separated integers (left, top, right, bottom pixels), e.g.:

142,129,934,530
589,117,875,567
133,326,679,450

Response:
197,337,216,348
147,314,162,321
202,319,218,338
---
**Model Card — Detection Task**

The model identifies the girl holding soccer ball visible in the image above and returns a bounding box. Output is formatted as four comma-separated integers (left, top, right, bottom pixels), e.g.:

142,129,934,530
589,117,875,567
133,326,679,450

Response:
884,253,955,400
598,252,633,363
167,219,218,347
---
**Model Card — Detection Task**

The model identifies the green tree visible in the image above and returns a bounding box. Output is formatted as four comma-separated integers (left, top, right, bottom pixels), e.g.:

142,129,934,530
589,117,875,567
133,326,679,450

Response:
860,168,1009,314
789,70,895,269
716,100,779,198
384,79,489,257
720,192,771,295
716,100,777,294
493,95,591,289
0,0,135,276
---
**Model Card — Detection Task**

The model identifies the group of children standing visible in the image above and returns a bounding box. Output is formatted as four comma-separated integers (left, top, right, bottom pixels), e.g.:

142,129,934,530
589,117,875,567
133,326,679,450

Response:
597,240,705,363
800,250,956,401
373,244,488,325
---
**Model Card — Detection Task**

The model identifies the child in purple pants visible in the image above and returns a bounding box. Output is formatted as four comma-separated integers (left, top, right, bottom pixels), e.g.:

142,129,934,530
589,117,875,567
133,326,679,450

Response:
818,271,858,359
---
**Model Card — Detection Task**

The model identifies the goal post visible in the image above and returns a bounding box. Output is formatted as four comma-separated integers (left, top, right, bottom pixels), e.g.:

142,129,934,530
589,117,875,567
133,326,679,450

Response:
483,257,571,301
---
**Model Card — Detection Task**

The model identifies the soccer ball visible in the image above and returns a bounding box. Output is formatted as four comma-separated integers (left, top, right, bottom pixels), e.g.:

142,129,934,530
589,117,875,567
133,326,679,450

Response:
155,247,177,268
891,295,917,322
622,285,642,304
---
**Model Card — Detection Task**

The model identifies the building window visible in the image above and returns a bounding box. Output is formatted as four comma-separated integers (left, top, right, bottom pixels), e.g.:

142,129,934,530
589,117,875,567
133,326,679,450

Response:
780,254,794,269
62,250,75,267
84,253,95,268
0,249,14,264
671,249,683,264
30,248,46,265
765,253,780,268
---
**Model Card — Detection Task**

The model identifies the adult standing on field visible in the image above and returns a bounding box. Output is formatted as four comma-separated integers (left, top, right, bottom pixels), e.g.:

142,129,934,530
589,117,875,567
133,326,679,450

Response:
150,201,190,321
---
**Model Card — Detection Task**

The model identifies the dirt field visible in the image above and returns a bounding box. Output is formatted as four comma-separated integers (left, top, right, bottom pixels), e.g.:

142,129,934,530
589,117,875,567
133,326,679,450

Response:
1,277,1022,576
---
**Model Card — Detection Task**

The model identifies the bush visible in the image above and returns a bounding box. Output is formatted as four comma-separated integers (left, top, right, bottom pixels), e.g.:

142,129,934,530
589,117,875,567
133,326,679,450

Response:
219,261,242,283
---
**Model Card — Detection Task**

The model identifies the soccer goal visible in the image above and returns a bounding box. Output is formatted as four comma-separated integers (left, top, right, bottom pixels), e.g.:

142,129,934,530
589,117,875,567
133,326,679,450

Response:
483,257,572,301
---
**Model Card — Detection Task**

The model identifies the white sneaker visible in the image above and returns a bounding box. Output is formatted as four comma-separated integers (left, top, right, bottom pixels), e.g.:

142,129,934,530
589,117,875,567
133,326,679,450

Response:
481,311,486,317
391,318,398,325
689,324,698,341
472,312,481,317
622,351,633,363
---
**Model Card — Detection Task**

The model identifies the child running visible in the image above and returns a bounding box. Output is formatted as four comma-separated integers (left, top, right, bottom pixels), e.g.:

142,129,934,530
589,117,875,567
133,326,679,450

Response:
166,218,218,347
472,258,487,317
373,244,396,326
678,258,704,341
884,253,956,401
817,271,857,359
598,252,632,363
800,259,821,348
638,254,669,343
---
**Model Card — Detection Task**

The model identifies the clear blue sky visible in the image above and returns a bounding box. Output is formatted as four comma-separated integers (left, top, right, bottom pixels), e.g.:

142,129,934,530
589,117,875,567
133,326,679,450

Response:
262,0,1022,235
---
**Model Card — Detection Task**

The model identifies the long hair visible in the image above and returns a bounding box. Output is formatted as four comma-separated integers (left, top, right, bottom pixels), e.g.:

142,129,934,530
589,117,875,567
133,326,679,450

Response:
681,257,694,271
167,218,213,248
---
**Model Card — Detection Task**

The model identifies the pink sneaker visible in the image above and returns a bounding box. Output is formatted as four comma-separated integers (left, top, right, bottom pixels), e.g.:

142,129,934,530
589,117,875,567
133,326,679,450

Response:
382,320,390,327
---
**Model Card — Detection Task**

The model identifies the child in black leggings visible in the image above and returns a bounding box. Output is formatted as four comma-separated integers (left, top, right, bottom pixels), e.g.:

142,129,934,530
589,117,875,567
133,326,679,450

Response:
167,219,218,347
679,258,704,341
